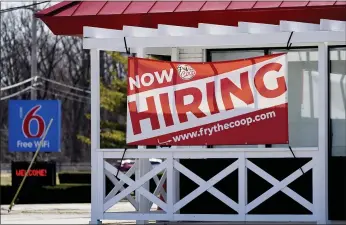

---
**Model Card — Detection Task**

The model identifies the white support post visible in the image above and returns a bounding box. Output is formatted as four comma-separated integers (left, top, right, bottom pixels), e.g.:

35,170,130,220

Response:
166,153,174,220
171,47,179,62
171,47,180,216
135,48,150,225
90,49,103,224
135,158,140,208
138,151,150,214
316,42,329,224
238,152,247,221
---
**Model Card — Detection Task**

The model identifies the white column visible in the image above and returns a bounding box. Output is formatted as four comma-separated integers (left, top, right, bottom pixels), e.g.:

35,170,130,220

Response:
90,49,104,224
316,42,329,224
171,47,180,216
166,152,174,220
238,152,247,221
135,48,150,225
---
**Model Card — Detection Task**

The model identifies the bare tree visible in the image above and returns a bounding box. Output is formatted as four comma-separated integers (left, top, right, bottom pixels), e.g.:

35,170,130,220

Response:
0,8,91,163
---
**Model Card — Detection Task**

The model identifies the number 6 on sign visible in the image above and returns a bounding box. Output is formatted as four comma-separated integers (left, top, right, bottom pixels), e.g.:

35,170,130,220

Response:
8,100,61,152
22,105,46,138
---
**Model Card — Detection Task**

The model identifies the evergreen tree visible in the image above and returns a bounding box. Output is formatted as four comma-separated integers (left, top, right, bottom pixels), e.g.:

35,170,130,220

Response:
78,52,128,148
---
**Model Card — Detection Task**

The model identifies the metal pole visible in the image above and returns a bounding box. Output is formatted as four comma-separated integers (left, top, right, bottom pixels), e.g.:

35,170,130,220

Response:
30,1,38,160
8,118,54,213
31,0,37,100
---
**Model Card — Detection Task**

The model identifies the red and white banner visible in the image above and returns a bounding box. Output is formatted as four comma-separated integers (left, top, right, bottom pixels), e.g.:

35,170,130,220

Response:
126,54,288,146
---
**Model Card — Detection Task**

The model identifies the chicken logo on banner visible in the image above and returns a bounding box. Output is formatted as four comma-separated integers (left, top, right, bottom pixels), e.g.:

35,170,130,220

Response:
177,64,196,80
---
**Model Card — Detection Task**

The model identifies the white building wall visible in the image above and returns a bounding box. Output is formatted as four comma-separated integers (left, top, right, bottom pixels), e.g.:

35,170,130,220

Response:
179,48,204,62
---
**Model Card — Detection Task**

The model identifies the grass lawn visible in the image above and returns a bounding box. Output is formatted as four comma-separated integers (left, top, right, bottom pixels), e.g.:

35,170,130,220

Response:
0,173,11,186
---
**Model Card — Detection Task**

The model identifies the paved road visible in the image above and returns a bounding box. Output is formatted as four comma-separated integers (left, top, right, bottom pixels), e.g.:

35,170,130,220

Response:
1,203,326,224
1,203,139,224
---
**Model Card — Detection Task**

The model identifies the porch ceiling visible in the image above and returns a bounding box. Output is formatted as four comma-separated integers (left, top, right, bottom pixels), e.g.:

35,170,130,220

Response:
83,19,346,52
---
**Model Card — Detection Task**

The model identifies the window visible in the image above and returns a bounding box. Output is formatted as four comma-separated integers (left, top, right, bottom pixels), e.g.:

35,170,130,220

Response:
270,49,319,147
329,47,346,156
209,50,265,62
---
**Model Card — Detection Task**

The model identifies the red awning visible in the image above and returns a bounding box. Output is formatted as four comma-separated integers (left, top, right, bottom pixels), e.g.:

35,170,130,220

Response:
36,1,346,36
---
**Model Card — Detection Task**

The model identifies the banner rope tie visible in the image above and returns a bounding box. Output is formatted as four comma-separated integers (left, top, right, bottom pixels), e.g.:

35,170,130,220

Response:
123,37,131,55
116,148,128,179
288,145,305,174
286,31,294,50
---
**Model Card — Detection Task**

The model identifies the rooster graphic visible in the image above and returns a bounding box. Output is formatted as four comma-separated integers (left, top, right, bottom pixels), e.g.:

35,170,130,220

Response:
177,64,196,80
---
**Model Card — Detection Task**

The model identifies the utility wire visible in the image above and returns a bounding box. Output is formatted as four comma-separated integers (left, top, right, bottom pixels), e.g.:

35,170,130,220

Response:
0,1,50,14
42,1,51,10
0,77,34,91
1,82,89,103
0,82,42,100
1,85,89,101
38,77,91,94
1,76,91,94
33,87,89,104
0,86,32,101
47,85,90,100
0,85,89,104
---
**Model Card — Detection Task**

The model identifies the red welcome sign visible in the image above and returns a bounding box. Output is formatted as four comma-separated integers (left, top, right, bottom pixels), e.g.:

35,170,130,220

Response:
126,54,288,146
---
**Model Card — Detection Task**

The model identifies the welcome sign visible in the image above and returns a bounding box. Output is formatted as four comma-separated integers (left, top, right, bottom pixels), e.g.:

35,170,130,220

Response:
11,161,56,187
126,54,288,146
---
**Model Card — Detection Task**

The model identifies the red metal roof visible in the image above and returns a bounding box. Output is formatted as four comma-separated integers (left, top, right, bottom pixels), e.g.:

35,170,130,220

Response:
36,1,346,36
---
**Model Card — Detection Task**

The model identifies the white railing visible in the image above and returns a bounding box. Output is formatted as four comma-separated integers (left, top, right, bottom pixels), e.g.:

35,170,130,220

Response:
97,147,318,222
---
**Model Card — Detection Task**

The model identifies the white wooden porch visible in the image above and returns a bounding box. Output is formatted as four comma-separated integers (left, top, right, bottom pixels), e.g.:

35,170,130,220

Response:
85,19,346,224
